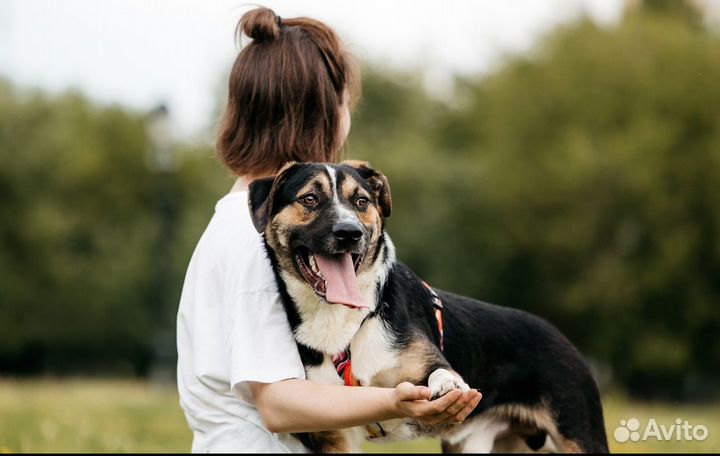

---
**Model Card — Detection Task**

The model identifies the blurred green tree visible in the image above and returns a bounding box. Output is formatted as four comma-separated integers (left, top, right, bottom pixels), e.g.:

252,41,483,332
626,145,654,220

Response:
0,81,228,375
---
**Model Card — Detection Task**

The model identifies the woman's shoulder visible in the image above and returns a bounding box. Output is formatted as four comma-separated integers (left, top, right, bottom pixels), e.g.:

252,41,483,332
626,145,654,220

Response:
198,191,278,294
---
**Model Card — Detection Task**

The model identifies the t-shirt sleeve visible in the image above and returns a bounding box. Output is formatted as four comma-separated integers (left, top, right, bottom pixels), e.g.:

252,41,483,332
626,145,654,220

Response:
229,290,307,405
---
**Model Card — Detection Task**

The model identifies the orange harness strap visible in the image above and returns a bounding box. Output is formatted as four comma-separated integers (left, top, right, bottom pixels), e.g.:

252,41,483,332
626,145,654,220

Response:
423,281,445,352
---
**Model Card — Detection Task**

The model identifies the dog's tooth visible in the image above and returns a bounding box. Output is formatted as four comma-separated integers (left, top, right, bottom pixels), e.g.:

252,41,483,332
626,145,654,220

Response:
310,256,324,278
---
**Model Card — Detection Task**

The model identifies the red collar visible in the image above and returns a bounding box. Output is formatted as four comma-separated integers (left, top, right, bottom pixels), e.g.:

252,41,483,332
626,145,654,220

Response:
331,351,360,387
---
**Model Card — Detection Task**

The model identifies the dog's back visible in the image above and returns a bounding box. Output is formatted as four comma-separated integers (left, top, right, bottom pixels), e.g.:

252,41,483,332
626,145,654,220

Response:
380,262,609,452
438,289,608,452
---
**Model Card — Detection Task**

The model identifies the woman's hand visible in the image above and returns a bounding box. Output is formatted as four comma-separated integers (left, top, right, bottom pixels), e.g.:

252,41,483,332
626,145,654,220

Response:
392,382,482,425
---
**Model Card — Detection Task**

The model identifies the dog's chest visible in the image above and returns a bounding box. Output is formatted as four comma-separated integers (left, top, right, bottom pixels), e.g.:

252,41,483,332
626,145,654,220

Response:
304,316,399,387
348,316,399,386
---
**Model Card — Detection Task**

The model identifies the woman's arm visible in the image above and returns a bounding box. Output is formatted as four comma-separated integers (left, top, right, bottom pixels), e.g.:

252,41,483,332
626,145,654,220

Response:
249,379,482,433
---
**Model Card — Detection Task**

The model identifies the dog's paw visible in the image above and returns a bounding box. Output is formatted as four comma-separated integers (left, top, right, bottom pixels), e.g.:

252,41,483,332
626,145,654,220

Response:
428,368,470,400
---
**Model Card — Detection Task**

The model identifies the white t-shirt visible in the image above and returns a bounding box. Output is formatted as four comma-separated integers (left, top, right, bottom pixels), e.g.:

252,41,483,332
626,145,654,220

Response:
176,190,308,453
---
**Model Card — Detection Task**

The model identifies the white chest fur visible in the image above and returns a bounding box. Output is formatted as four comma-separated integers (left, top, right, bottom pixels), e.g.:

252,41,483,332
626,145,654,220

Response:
349,316,399,385
299,313,400,387
284,269,370,355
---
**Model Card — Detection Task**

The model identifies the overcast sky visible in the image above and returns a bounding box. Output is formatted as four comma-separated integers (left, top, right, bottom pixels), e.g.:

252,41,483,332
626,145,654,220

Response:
0,0,626,137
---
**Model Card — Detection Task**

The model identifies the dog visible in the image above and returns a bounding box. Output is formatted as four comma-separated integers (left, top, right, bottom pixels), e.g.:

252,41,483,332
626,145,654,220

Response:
248,161,609,453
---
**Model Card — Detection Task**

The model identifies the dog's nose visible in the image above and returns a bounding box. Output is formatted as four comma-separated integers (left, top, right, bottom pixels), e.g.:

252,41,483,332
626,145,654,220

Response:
333,222,363,242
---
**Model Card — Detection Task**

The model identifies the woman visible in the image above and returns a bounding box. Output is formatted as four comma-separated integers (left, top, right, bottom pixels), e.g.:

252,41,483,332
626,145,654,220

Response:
176,7,481,452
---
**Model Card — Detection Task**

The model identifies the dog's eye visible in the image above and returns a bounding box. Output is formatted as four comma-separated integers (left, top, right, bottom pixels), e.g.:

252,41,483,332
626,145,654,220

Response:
355,197,369,208
300,194,318,207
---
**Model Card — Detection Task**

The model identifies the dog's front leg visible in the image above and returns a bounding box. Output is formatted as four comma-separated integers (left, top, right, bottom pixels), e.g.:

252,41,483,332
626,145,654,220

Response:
410,368,473,438
428,368,471,400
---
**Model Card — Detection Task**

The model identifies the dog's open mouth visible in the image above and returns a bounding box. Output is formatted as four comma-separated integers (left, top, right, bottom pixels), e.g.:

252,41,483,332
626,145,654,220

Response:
295,247,367,310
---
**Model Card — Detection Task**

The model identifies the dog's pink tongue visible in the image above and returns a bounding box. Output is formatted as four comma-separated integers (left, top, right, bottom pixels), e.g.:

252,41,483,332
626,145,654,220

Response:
315,253,367,309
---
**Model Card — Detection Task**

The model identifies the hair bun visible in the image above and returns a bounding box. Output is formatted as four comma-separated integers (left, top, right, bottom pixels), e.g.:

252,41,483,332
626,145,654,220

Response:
240,7,281,43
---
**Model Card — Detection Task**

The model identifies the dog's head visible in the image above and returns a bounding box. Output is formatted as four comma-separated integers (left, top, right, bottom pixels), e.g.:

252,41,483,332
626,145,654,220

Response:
248,160,392,310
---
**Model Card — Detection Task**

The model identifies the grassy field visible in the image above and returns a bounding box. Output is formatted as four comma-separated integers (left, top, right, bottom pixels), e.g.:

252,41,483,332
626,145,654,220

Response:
0,378,718,453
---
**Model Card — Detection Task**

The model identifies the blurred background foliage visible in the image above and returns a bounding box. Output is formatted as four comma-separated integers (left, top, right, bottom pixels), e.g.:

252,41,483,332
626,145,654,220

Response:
1,1,718,401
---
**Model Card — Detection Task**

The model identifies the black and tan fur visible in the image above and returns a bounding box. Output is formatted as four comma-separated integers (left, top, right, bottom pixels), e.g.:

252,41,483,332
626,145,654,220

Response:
248,161,609,453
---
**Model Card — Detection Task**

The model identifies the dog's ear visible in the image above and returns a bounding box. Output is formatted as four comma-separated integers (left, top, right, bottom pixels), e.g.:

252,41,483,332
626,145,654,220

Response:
248,161,301,233
342,160,392,218
248,177,275,233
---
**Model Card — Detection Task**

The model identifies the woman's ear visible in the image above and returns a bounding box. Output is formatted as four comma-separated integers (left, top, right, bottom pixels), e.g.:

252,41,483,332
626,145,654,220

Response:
248,161,301,233
341,160,392,218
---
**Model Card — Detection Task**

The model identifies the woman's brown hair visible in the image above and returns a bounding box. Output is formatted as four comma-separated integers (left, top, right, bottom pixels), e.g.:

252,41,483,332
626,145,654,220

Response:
217,7,360,176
